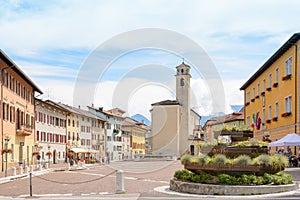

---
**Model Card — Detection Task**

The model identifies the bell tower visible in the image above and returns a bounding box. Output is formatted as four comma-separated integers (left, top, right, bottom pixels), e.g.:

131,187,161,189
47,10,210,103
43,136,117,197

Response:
175,62,191,155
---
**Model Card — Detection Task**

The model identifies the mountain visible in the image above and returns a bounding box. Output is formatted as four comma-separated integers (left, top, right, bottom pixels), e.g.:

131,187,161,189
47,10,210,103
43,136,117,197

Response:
131,114,151,126
231,105,244,112
200,105,243,126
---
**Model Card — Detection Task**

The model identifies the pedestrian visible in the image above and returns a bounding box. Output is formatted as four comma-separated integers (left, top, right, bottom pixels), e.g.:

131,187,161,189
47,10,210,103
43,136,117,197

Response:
107,155,110,164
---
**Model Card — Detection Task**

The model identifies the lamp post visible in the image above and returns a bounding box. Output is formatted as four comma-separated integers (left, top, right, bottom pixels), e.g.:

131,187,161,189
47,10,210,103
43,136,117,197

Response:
4,134,10,177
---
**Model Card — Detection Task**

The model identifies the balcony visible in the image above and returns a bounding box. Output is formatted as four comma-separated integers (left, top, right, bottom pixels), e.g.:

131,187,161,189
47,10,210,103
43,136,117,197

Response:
282,74,292,81
273,82,278,88
16,125,33,136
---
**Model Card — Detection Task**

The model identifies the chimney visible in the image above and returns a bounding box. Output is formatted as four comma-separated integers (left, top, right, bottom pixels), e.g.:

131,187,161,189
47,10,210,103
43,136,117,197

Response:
78,105,80,109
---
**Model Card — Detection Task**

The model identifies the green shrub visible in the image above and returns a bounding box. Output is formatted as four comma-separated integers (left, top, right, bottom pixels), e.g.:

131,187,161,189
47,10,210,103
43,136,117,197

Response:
181,154,192,164
174,169,192,180
173,170,212,183
234,155,252,166
253,154,272,166
272,171,293,185
237,174,252,185
217,174,238,185
263,173,274,184
190,156,199,163
212,154,228,166
271,154,289,171
198,154,210,165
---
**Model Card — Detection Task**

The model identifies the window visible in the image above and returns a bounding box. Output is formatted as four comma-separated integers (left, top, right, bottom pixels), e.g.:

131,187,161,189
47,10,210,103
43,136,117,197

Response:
2,70,8,87
252,87,255,99
246,91,250,104
268,74,272,89
68,131,70,140
16,81,20,96
284,96,292,113
275,68,279,83
262,79,266,93
257,83,260,97
10,76,14,91
268,105,272,120
285,57,292,76
275,102,279,118
262,108,266,124
262,96,265,107
180,78,184,86
107,123,111,129
246,116,250,126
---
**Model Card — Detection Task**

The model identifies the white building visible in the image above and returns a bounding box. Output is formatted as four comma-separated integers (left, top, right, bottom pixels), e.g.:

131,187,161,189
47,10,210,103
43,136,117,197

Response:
35,99,68,164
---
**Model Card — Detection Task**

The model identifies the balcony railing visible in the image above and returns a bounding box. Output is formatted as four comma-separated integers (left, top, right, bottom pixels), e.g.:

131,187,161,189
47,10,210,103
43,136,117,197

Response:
16,125,33,136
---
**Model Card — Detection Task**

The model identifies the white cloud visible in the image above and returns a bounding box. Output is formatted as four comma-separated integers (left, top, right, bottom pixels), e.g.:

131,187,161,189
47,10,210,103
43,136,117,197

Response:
2,0,300,121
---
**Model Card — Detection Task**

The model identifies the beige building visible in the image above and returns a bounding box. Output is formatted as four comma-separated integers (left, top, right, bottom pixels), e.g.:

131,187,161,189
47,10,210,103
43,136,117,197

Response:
204,112,246,144
121,117,149,159
150,63,201,157
0,50,42,171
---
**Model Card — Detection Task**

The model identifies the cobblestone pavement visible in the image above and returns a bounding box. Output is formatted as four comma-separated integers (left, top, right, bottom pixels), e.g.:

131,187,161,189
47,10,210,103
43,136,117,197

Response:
0,160,299,199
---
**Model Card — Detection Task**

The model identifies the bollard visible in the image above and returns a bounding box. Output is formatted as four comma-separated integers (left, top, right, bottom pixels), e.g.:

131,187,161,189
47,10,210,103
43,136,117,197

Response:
20,166,23,175
116,170,125,194
12,167,16,176
25,166,29,174
29,172,32,197
67,163,71,170
45,163,49,169
30,165,34,173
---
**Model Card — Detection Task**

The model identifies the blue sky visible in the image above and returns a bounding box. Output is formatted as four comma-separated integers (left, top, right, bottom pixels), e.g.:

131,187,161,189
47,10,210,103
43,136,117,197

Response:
1,0,300,121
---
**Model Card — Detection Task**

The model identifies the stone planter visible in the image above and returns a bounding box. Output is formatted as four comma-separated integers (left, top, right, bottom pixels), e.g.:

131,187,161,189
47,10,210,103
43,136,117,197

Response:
170,179,298,195
184,163,281,176
200,145,268,158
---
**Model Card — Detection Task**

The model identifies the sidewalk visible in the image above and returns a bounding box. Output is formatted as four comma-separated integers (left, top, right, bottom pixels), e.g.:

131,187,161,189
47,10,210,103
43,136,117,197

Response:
0,162,98,184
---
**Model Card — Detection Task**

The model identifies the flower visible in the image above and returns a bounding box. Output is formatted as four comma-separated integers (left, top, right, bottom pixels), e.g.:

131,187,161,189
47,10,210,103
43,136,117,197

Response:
46,151,52,156
1,149,13,155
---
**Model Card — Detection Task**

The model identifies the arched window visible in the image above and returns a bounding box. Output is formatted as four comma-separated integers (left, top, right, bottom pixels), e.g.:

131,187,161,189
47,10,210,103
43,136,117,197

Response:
180,78,185,86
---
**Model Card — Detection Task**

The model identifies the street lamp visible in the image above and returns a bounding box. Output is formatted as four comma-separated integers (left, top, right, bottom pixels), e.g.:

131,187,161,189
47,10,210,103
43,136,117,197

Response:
4,134,10,177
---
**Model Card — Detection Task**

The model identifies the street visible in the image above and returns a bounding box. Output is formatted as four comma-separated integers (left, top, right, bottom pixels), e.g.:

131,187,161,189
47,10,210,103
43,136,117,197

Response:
0,160,299,199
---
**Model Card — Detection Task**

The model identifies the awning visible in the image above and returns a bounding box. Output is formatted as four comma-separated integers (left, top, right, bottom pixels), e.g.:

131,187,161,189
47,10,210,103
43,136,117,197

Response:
70,148,90,153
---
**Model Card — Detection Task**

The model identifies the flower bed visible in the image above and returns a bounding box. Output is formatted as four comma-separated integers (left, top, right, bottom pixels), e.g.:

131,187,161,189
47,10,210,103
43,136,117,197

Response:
181,153,288,176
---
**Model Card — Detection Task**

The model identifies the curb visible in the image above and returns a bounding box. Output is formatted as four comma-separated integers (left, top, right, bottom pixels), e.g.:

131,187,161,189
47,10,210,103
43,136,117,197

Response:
0,169,52,185
154,185,300,198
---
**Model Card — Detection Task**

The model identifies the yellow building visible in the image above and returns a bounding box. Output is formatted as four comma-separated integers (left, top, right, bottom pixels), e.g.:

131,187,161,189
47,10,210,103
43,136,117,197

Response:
121,117,149,158
0,50,42,171
240,33,300,154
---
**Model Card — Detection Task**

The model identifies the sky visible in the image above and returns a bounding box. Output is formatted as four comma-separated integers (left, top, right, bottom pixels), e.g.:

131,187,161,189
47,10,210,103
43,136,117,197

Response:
1,0,300,122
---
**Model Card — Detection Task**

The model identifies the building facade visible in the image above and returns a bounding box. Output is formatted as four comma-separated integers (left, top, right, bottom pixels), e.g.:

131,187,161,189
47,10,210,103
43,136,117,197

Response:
204,112,245,143
0,50,42,171
35,99,68,164
103,108,124,161
121,117,149,159
240,33,300,154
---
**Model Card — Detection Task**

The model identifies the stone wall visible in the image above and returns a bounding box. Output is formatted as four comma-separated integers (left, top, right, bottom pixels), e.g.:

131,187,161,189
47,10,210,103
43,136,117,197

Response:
170,179,298,195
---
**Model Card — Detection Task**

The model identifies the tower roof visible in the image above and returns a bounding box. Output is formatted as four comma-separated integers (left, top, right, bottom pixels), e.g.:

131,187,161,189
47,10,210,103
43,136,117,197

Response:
176,62,191,69
151,100,180,106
